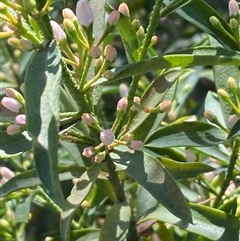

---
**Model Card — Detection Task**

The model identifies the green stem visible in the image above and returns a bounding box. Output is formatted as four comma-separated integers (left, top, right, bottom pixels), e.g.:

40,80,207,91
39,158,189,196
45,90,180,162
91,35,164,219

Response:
79,54,93,91
105,155,126,203
139,0,163,60
213,138,240,207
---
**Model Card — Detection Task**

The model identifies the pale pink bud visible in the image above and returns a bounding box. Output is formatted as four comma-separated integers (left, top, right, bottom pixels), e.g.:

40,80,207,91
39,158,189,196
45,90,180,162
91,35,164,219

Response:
227,114,238,128
2,24,14,34
62,8,76,20
100,129,115,146
92,152,105,163
129,140,143,150
2,97,22,113
131,96,140,111
0,167,14,184
76,0,94,28
229,0,239,17
186,149,197,162
50,20,66,42
159,100,172,112
82,146,94,158
119,83,129,97
107,10,120,26
89,46,101,59
117,97,128,112
20,38,33,51
120,133,134,142
81,113,95,126
225,181,236,196
15,114,26,125
104,45,117,63
5,88,21,99
118,3,130,17
6,124,22,135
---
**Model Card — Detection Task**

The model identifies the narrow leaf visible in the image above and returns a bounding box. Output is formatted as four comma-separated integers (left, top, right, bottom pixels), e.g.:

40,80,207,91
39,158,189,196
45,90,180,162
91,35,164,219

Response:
60,163,103,241
110,147,192,223
99,201,131,241
145,121,228,148
25,41,65,207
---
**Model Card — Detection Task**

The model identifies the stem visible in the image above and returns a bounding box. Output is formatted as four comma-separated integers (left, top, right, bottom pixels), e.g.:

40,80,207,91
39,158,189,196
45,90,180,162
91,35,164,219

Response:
139,0,163,60
79,54,93,91
213,138,240,207
105,155,126,203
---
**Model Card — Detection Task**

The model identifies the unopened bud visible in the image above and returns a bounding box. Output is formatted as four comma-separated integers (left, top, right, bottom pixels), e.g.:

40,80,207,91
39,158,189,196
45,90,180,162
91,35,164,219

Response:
228,0,239,17
62,8,76,20
227,114,238,128
89,46,101,59
104,45,117,63
2,97,22,113
218,88,228,98
118,3,130,17
2,24,14,34
76,0,94,28
100,129,115,146
92,151,106,163
0,167,14,184
5,88,24,103
104,70,114,79
150,35,158,47
6,124,22,135
230,18,239,30
159,100,172,112
131,96,141,111
227,76,237,89
120,133,134,142
119,83,129,97
107,10,120,26
128,140,143,150
117,97,128,112
82,146,94,158
20,38,33,51
63,19,76,36
15,114,26,125
50,20,66,42
7,37,21,49
81,113,95,125
204,110,217,122
132,19,141,32
136,26,145,38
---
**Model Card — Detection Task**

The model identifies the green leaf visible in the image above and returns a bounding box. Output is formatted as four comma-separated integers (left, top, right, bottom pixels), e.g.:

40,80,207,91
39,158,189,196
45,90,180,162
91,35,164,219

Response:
129,69,180,140
0,131,32,158
228,118,240,139
159,157,215,179
60,163,103,241
93,46,240,86
99,201,131,241
163,0,238,49
0,166,86,197
25,41,65,207
117,13,139,62
145,121,228,148
139,203,240,241
110,147,192,223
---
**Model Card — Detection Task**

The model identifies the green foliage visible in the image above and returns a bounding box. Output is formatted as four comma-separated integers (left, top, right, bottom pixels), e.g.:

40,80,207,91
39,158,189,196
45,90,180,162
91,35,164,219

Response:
0,0,239,241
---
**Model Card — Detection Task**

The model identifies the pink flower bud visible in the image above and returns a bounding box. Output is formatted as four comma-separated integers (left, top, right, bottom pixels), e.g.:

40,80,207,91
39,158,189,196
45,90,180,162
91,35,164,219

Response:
76,0,94,28
117,97,128,112
15,114,26,125
131,96,140,111
2,24,14,34
104,45,117,63
81,113,95,126
119,83,129,97
129,140,143,150
229,0,239,17
227,114,238,128
100,129,115,146
2,97,22,113
82,146,94,158
89,46,101,59
19,38,33,51
118,3,130,17
50,20,66,42
107,10,120,26
0,167,14,184
159,100,172,112
5,88,21,99
62,8,76,20
6,124,22,135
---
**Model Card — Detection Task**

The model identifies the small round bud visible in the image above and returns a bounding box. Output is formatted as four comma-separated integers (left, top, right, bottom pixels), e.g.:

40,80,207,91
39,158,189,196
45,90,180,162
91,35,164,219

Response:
136,26,145,38
104,70,114,79
92,151,105,163
117,97,128,112
217,88,228,98
128,140,143,150
82,146,94,158
100,129,115,146
81,113,95,126
228,0,239,17
229,18,239,30
119,83,129,97
15,114,26,125
2,97,22,113
50,20,66,42
150,35,158,47
62,8,76,20
227,114,238,128
0,167,14,184
159,100,172,112
20,38,33,51
209,16,222,28
63,19,76,35
107,10,120,26
76,0,94,28
104,45,117,63
7,37,21,49
120,133,134,142
204,110,216,122
6,124,22,135
118,3,130,17
227,76,237,89
89,46,101,59
5,88,22,99
131,96,140,111
132,19,141,32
